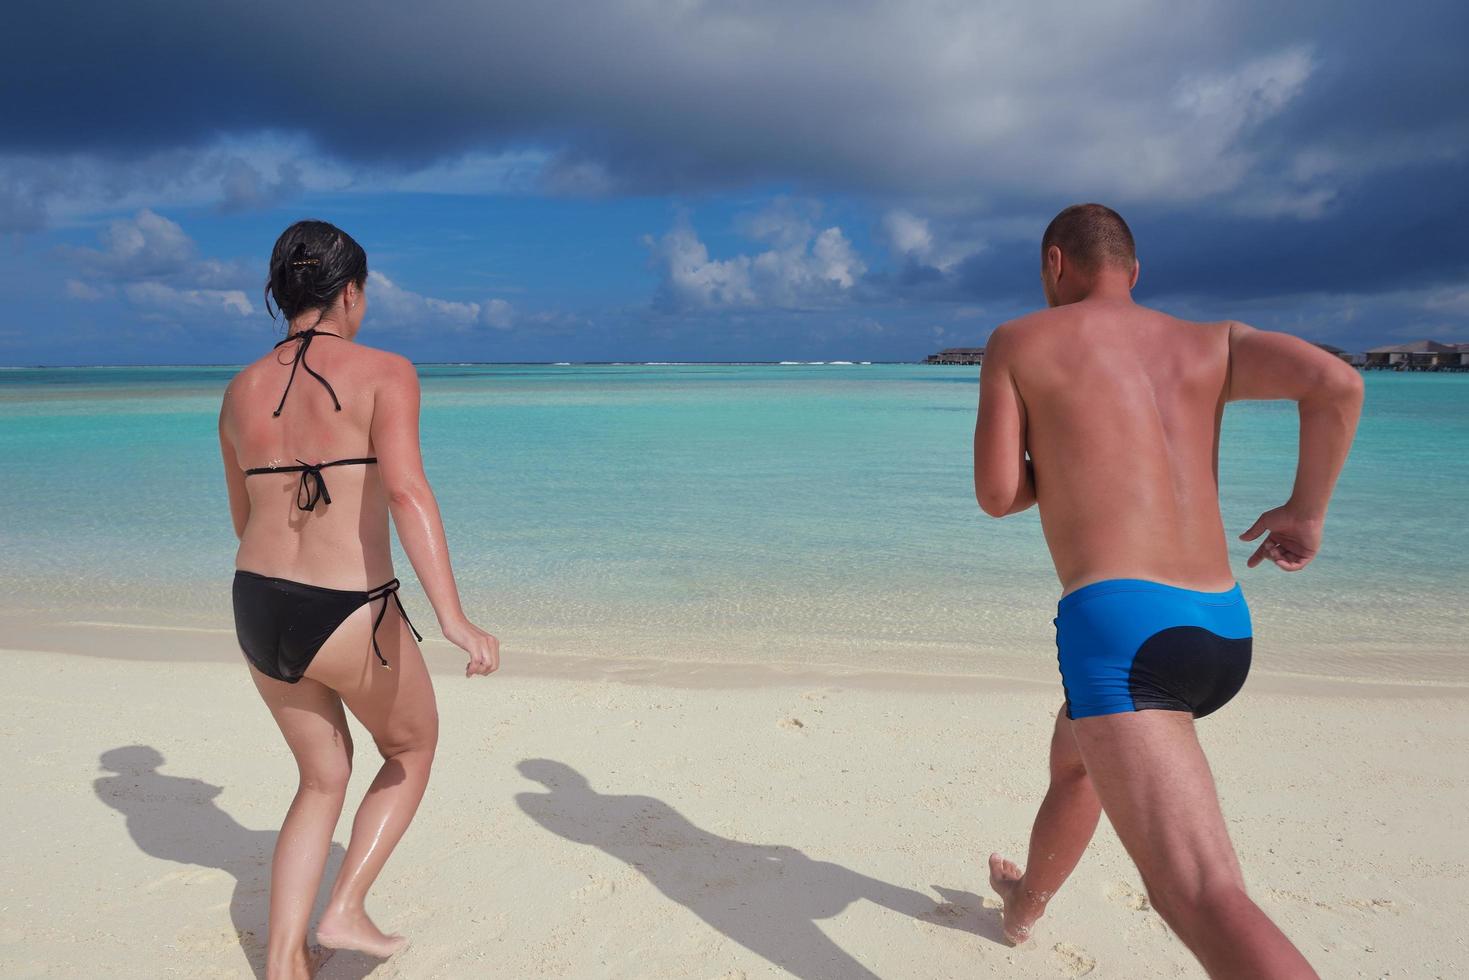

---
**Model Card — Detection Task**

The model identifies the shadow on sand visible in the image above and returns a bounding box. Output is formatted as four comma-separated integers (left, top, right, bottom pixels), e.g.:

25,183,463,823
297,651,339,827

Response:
515,759,1007,979
94,745,383,979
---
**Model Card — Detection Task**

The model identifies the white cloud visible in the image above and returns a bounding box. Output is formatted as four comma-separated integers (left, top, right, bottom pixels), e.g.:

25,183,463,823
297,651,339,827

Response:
883,211,933,259
124,281,253,317
53,209,565,336
60,209,259,323
370,272,479,329
481,298,515,330
368,271,518,332
1173,47,1315,130
71,209,196,279
880,209,978,273
1423,286,1469,315
649,204,865,311
0,136,343,229
217,157,303,212
649,221,759,309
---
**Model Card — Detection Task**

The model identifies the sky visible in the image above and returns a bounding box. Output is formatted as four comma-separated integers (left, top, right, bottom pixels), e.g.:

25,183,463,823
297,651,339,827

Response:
2,1,1466,365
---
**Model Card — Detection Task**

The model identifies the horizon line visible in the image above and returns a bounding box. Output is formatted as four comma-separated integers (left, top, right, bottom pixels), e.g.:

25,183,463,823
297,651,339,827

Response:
0,359,919,370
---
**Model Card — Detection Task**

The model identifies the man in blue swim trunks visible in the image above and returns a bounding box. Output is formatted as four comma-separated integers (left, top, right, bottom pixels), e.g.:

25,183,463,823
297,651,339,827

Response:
974,204,1362,978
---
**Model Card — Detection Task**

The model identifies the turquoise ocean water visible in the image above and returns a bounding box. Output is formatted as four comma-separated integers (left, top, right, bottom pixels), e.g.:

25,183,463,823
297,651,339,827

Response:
0,364,1463,681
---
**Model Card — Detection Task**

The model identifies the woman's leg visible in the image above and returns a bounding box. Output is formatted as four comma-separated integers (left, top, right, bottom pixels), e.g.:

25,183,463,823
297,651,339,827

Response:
249,668,354,980
303,603,439,957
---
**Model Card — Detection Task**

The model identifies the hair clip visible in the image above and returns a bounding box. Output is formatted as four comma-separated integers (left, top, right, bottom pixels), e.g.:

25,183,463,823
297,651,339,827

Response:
291,257,321,268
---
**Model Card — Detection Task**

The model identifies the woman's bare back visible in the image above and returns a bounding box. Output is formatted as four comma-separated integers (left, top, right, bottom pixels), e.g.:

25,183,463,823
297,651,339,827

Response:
221,332,398,588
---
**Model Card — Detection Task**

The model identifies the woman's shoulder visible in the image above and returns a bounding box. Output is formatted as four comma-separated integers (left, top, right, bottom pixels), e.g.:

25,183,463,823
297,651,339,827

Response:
219,353,272,408
343,343,419,405
349,342,416,380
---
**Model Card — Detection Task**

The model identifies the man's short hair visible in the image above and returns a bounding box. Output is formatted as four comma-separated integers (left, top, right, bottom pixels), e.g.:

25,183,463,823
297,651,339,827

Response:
1041,204,1136,272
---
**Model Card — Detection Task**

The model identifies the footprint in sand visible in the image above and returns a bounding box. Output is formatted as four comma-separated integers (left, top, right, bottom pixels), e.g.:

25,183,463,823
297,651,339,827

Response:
778,717,806,731
574,874,617,900
1052,942,1097,976
1270,889,1398,914
922,899,968,926
1266,888,1333,910
1106,880,1151,912
144,866,225,892
1345,897,1397,913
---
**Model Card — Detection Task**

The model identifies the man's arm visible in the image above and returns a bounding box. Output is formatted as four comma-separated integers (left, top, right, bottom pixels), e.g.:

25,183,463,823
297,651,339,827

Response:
1227,322,1364,571
973,325,1035,518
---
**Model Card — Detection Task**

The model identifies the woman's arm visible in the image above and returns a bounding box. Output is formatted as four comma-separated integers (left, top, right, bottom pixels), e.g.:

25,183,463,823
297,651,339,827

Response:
218,394,250,540
371,355,500,676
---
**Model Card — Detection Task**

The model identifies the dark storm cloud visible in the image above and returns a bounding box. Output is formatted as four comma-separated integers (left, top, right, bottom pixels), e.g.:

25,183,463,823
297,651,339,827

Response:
913,155,1469,309
3,0,1466,320
4,1,1462,199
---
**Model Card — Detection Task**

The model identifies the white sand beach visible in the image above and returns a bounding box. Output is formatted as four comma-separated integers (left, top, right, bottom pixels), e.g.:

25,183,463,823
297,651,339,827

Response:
2,627,1465,979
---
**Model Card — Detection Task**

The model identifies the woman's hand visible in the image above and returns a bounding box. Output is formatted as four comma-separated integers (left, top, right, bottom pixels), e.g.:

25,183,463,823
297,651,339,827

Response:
440,616,501,677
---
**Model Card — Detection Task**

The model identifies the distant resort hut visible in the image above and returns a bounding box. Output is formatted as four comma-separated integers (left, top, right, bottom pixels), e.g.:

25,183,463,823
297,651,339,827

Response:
1363,339,1457,370
924,347,985,365
1437,343,1469,370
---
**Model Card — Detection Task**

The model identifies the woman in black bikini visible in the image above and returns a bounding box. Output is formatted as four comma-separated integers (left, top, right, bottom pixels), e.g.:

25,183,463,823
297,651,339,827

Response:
219,220,499,980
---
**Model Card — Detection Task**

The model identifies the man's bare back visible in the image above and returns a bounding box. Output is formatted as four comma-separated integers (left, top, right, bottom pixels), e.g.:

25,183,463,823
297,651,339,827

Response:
989,299,1236,593
972,204,1360,980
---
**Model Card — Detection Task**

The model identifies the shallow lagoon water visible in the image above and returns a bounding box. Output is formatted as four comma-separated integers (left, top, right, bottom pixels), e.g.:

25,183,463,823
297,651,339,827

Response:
1,364,1463,681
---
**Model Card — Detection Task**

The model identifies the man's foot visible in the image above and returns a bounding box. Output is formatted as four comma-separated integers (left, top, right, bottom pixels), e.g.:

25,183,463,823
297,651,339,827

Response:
989,853,1045,945
316,906,409,959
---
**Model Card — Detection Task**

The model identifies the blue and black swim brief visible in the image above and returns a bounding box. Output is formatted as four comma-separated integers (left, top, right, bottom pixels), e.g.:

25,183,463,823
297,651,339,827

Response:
1055,579,1253,720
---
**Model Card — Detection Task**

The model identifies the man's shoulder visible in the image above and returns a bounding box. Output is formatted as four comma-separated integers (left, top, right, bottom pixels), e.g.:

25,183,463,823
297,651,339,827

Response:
1139,305,1238,336
985,308,1072,362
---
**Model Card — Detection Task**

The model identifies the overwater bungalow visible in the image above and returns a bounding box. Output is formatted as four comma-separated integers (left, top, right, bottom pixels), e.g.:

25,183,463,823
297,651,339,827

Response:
924,347,985,365
1434,343,1469,370
1364,339,1455,370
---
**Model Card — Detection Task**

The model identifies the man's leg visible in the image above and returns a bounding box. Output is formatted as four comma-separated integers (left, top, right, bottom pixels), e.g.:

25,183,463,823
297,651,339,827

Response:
989,705,1103,942
1071,710,1317,979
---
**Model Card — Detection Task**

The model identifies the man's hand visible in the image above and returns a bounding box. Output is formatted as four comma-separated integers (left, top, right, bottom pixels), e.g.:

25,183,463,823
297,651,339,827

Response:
1240,505,1323,572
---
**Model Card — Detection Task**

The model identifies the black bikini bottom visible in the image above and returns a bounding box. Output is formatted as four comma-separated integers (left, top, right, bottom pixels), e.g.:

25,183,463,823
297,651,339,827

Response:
232,570,423,684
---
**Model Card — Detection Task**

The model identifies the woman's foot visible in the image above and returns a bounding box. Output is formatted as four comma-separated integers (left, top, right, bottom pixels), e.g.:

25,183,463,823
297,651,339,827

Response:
989,853,1047,945
269,943,333,980
316,905,409,958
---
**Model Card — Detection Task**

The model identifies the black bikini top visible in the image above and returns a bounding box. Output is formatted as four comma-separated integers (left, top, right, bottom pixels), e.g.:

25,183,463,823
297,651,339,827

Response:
245,456,378,511
245,328,377,511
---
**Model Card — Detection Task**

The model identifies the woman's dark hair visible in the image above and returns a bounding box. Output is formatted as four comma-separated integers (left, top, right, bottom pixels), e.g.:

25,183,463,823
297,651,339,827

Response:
264,220,368,323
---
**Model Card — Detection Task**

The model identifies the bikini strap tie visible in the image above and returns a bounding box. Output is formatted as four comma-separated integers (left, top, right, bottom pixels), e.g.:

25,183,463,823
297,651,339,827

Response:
243,457,377,512
272,328,343,417
364,579,425,669
293,460,330,511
